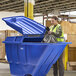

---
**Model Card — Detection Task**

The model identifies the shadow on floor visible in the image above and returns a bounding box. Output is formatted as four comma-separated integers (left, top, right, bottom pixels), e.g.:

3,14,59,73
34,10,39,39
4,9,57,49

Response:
0,63,76,76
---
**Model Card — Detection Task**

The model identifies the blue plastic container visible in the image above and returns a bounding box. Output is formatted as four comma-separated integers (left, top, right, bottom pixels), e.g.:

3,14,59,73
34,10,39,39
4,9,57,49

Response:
2,16,46,35
2,16,71,76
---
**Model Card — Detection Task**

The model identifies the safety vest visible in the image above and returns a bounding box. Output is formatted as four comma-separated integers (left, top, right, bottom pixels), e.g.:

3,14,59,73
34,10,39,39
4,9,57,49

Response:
49,24,64,42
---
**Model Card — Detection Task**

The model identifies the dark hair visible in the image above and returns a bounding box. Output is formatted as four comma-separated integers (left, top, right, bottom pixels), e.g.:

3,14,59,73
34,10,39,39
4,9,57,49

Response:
51,16,58,21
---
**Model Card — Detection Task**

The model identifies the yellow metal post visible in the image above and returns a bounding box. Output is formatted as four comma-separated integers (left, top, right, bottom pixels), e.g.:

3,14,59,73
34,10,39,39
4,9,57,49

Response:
24,0,34,20
24,0,28,17
63,40,68,70
65,45,68,70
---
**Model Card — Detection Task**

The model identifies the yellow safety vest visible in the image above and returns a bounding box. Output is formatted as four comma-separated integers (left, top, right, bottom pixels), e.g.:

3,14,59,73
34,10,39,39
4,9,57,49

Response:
49,24,64,42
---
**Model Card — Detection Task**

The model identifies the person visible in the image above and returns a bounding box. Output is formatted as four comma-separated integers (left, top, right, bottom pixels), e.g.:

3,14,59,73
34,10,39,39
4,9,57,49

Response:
42,16,64,76
48,16,64,76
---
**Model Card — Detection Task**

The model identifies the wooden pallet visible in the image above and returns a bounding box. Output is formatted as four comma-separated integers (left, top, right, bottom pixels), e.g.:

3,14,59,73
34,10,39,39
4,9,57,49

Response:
0,59,8,63
67,62,76,71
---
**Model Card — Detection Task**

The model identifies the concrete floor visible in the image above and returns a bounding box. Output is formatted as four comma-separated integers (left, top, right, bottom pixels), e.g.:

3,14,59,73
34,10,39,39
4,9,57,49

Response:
0,63,76,76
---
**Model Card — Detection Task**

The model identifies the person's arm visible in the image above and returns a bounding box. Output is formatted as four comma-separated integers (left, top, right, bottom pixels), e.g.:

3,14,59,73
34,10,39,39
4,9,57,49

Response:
51,26,62,37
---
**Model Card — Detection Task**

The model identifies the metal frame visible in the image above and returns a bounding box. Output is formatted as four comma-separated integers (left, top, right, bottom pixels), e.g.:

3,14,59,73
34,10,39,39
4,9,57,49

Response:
0,0,76,13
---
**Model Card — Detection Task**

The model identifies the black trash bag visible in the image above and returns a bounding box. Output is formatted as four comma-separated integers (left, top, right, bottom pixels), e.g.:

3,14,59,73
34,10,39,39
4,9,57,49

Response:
42,34,57,43
42,27,57,43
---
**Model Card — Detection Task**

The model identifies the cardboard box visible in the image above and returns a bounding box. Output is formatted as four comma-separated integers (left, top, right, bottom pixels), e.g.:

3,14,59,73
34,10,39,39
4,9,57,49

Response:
6,30,22,37
60,21,76,34
67,34,76,47
0,45,5,59
0,31,6,46
61,21,71,34
15,31,22,36
70,23,76,34
0,31,6,59
6,30,16,37
68,47,76,61
67,62,76,71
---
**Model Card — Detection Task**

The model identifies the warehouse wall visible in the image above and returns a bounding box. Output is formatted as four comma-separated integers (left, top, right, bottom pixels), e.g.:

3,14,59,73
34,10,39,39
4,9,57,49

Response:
34,16,43,25
0,11,24,30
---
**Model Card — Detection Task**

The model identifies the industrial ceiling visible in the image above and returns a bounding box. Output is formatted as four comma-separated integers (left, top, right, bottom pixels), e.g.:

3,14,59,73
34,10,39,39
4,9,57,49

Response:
0,0,76,14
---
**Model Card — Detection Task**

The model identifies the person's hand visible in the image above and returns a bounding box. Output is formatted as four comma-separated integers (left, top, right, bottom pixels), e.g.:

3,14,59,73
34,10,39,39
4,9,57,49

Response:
48,31,52,34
